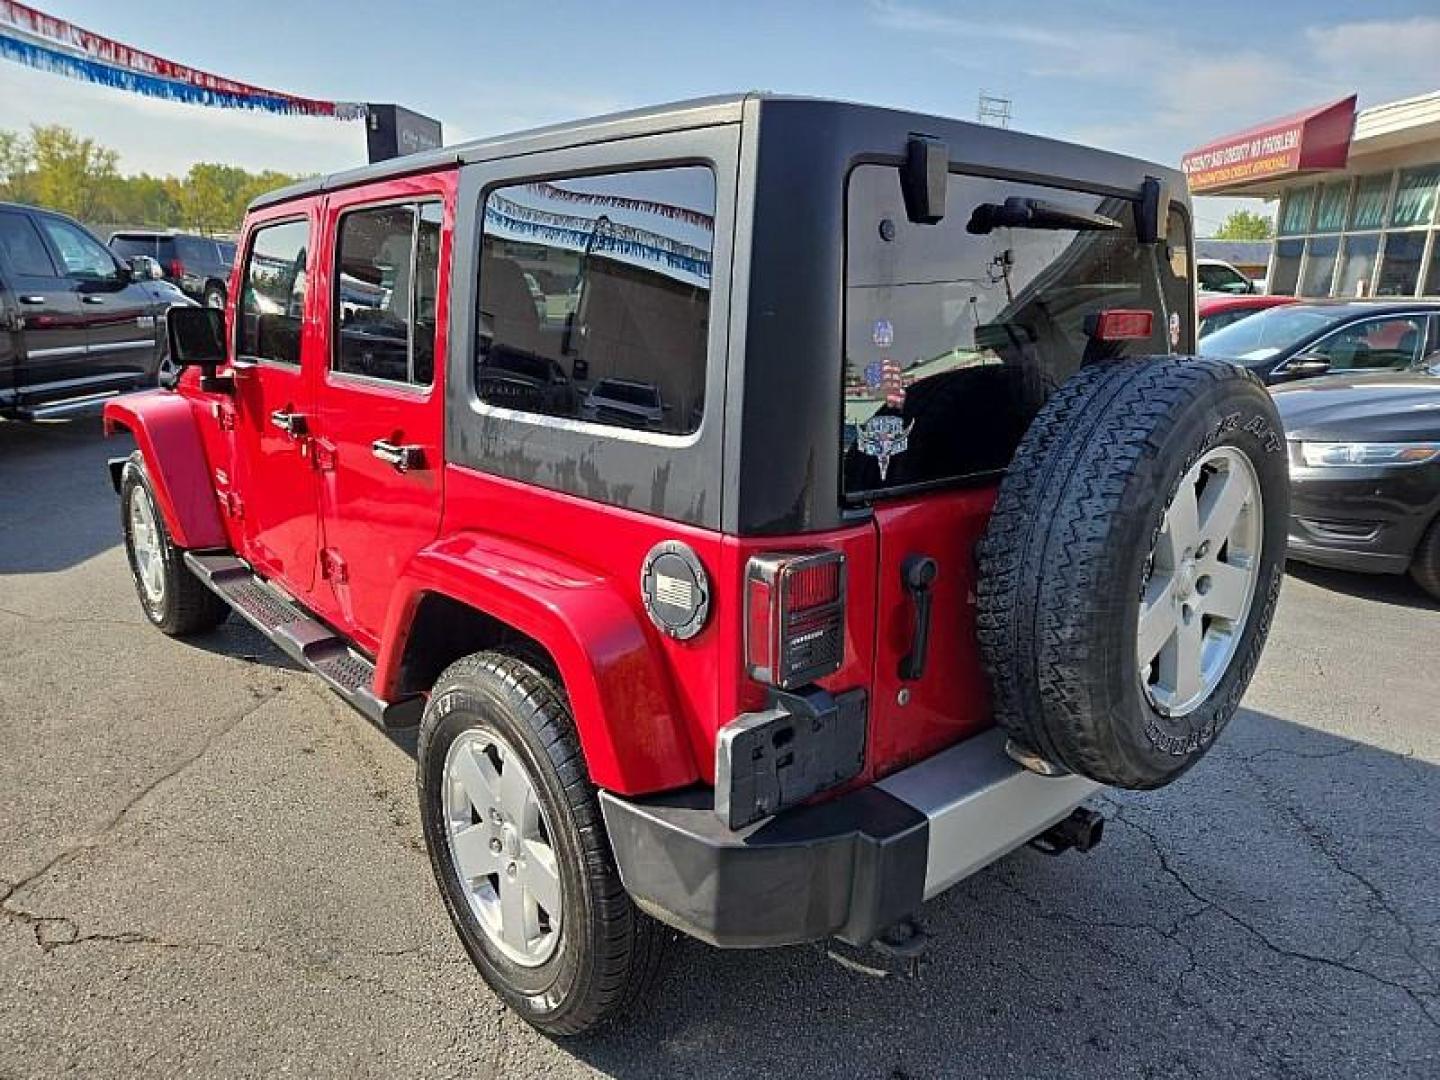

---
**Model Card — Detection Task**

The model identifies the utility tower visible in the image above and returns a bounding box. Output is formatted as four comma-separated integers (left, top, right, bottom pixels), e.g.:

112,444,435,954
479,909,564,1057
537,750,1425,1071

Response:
977,91,1012,129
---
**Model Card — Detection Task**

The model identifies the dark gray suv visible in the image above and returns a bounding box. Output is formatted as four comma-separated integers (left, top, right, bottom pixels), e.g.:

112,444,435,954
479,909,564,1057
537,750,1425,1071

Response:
109,230,236,310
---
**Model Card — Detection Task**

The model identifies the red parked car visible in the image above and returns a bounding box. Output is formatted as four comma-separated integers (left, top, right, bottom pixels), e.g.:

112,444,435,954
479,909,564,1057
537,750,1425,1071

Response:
1198,292,1296,338
103,95,1288,1036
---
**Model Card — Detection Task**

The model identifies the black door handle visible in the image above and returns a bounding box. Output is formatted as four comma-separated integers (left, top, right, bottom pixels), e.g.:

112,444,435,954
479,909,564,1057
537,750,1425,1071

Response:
899,555,938,681
81,295,106,305
270,409,307,436
19,295,46,305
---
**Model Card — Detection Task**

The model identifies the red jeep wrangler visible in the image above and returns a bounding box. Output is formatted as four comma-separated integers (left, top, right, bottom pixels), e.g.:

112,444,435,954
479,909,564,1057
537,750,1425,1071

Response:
104,95,1288,1034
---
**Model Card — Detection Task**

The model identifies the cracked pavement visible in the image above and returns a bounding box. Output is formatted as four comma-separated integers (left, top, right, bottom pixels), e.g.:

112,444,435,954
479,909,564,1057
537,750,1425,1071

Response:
1,415,1437,1079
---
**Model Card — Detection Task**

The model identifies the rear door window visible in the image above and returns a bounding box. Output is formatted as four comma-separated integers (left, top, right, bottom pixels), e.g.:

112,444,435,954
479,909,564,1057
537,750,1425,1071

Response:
0,211,59,277
475,165,715,435
844,166,1191,498
108,235,158,262
237,219,310,365
332,201,442,386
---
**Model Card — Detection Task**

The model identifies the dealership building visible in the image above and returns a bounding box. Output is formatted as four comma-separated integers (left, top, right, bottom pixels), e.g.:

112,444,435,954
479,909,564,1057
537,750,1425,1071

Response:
1183,91,1440,298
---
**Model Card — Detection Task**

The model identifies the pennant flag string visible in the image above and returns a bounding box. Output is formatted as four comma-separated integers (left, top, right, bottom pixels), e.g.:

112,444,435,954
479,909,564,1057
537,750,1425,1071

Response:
489,193,712,265
526,182,714,231
484,206,712,283
0,1,365,119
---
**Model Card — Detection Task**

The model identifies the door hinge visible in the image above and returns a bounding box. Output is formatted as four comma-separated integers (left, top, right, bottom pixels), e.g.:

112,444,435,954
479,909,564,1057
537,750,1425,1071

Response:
319,547,348,584
311,437,337,472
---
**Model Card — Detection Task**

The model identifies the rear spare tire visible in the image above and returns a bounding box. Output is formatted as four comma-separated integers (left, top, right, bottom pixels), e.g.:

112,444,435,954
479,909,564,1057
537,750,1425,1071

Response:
976,357,1288,789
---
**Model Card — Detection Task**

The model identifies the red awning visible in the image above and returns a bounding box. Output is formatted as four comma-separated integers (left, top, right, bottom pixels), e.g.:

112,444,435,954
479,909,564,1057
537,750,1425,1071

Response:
1182,96,1357,193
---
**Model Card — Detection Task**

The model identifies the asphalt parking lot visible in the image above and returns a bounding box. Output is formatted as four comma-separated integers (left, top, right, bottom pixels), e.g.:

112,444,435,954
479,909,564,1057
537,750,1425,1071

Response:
1,413,1436,1080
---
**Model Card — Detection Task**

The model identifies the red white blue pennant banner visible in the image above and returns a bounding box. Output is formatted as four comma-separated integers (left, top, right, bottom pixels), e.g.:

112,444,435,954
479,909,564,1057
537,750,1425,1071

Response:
0,1,365,120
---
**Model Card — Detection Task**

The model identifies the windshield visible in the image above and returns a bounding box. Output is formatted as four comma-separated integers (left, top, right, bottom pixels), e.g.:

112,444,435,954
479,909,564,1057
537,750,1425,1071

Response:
1198,306,1346,361
843,165,1191,499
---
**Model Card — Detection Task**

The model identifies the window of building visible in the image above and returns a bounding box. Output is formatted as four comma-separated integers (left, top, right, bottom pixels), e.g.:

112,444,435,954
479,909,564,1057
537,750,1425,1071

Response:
1279,186,1316,235
1349,174,1391,230
1424,235,1440,298
238,218,310,365
1269,238,1303,295
1336,234,1381,298
475,166,715,436
333,201,442,386
1314,182,1349,232
1376,231,1427,297
1390,166,1440,228
1300,236,1339,297
1270,168,1440,299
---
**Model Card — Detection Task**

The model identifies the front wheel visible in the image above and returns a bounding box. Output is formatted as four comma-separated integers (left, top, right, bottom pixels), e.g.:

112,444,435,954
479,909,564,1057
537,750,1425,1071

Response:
417,651,671,1035
120,452,228,636
1409,515,1440,600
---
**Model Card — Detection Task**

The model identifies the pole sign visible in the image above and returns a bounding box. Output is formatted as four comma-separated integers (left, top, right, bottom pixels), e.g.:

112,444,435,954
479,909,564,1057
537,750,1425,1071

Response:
1182,96,1357,193
366,103,443,163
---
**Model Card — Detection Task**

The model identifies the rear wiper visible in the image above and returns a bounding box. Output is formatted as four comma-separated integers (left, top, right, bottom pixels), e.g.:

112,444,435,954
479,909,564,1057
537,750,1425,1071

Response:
967,196,1122,235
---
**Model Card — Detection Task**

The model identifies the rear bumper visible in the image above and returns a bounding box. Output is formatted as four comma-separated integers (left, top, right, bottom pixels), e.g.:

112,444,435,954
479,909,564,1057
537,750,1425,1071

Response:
599,728,1099,948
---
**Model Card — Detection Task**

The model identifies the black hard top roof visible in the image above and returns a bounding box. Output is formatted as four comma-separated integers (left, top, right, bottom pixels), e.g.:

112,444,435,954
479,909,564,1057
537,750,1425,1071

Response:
248,92,1189,213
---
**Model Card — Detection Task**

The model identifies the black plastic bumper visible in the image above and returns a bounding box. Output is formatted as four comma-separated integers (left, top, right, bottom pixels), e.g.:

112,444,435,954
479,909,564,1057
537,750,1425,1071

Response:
1286,464,1440,575
600,728,1100,948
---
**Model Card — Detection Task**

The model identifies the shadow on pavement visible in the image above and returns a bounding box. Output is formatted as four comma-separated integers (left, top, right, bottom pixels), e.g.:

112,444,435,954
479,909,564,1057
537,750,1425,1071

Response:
0,413,132,575
1286,559,1440,612
556,709,1438,1080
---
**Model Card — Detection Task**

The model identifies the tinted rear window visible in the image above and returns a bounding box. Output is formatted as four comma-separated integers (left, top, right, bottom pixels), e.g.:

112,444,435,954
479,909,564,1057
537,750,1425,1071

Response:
175,236,218,263
843,166,1191,499
109,235,157,259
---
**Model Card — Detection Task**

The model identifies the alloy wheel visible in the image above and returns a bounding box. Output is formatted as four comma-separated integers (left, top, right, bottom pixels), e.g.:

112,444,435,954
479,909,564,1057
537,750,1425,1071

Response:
442,729,562,966
128,488,167,605
1138,445,1263,716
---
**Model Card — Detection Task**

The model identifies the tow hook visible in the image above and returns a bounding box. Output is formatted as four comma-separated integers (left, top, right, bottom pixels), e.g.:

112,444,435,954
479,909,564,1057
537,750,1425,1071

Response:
1029,806,1106,856
823,916,932,978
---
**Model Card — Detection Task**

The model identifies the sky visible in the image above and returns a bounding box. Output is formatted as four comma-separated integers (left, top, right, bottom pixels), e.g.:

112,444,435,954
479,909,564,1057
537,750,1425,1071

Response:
2,0,1438,235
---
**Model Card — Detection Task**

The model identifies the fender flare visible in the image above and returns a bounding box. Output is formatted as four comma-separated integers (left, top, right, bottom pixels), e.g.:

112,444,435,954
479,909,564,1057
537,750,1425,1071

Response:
379,533,699,795
102,391,227,550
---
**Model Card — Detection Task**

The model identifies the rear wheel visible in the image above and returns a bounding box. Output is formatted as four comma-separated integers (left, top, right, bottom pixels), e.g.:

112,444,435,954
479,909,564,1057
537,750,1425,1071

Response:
417,651,671,1035
976,357,1289,789
120,452,228,636
1409,516,1440,600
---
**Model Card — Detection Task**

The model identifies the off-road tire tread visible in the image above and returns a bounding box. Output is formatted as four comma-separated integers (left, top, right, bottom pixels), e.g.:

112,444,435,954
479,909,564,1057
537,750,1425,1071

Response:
977,357,1284,788
418,650,672,1035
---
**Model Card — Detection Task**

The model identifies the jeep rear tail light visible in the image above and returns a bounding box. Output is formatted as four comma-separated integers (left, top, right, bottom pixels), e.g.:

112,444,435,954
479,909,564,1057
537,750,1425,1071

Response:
1087,308,1154,341
744,552,846,689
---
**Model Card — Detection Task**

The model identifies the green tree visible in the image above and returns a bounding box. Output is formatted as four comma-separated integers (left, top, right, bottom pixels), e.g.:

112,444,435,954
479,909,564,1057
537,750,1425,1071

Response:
27,124,121,221
0,123,308,232
1214,209,1274,241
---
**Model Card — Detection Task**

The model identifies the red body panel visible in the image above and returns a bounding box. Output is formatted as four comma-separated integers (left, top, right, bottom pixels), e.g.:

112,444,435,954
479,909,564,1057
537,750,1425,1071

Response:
228,198,325,597
309,175,455,650
1197,294,1296,319
866,487,999,776
102,390,227,550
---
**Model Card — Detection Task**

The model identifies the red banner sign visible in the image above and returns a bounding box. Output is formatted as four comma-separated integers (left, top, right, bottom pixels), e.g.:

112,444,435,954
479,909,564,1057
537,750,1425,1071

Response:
1182,96,1357,193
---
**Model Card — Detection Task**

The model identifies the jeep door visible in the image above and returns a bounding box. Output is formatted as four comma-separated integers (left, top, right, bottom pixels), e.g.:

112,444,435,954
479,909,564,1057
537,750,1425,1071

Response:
0,208,89,395
229,207,321,593
309,178,451,649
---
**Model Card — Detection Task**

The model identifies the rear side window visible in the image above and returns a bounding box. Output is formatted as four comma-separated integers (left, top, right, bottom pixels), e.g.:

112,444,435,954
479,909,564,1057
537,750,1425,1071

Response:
238,219,310,365
475,166,715,435
0,211,57,277
109,235,158,261
843,166,1192,499
333,201,442,386
175,236,216,264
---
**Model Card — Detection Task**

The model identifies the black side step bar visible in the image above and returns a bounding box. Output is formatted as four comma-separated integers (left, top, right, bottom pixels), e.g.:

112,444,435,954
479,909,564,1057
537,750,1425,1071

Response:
182,552,423,729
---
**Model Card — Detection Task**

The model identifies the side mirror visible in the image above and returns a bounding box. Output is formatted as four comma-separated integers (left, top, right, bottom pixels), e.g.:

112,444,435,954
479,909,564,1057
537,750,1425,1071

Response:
1285,355,1331,378
128,255,163,280
167,306,230,391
